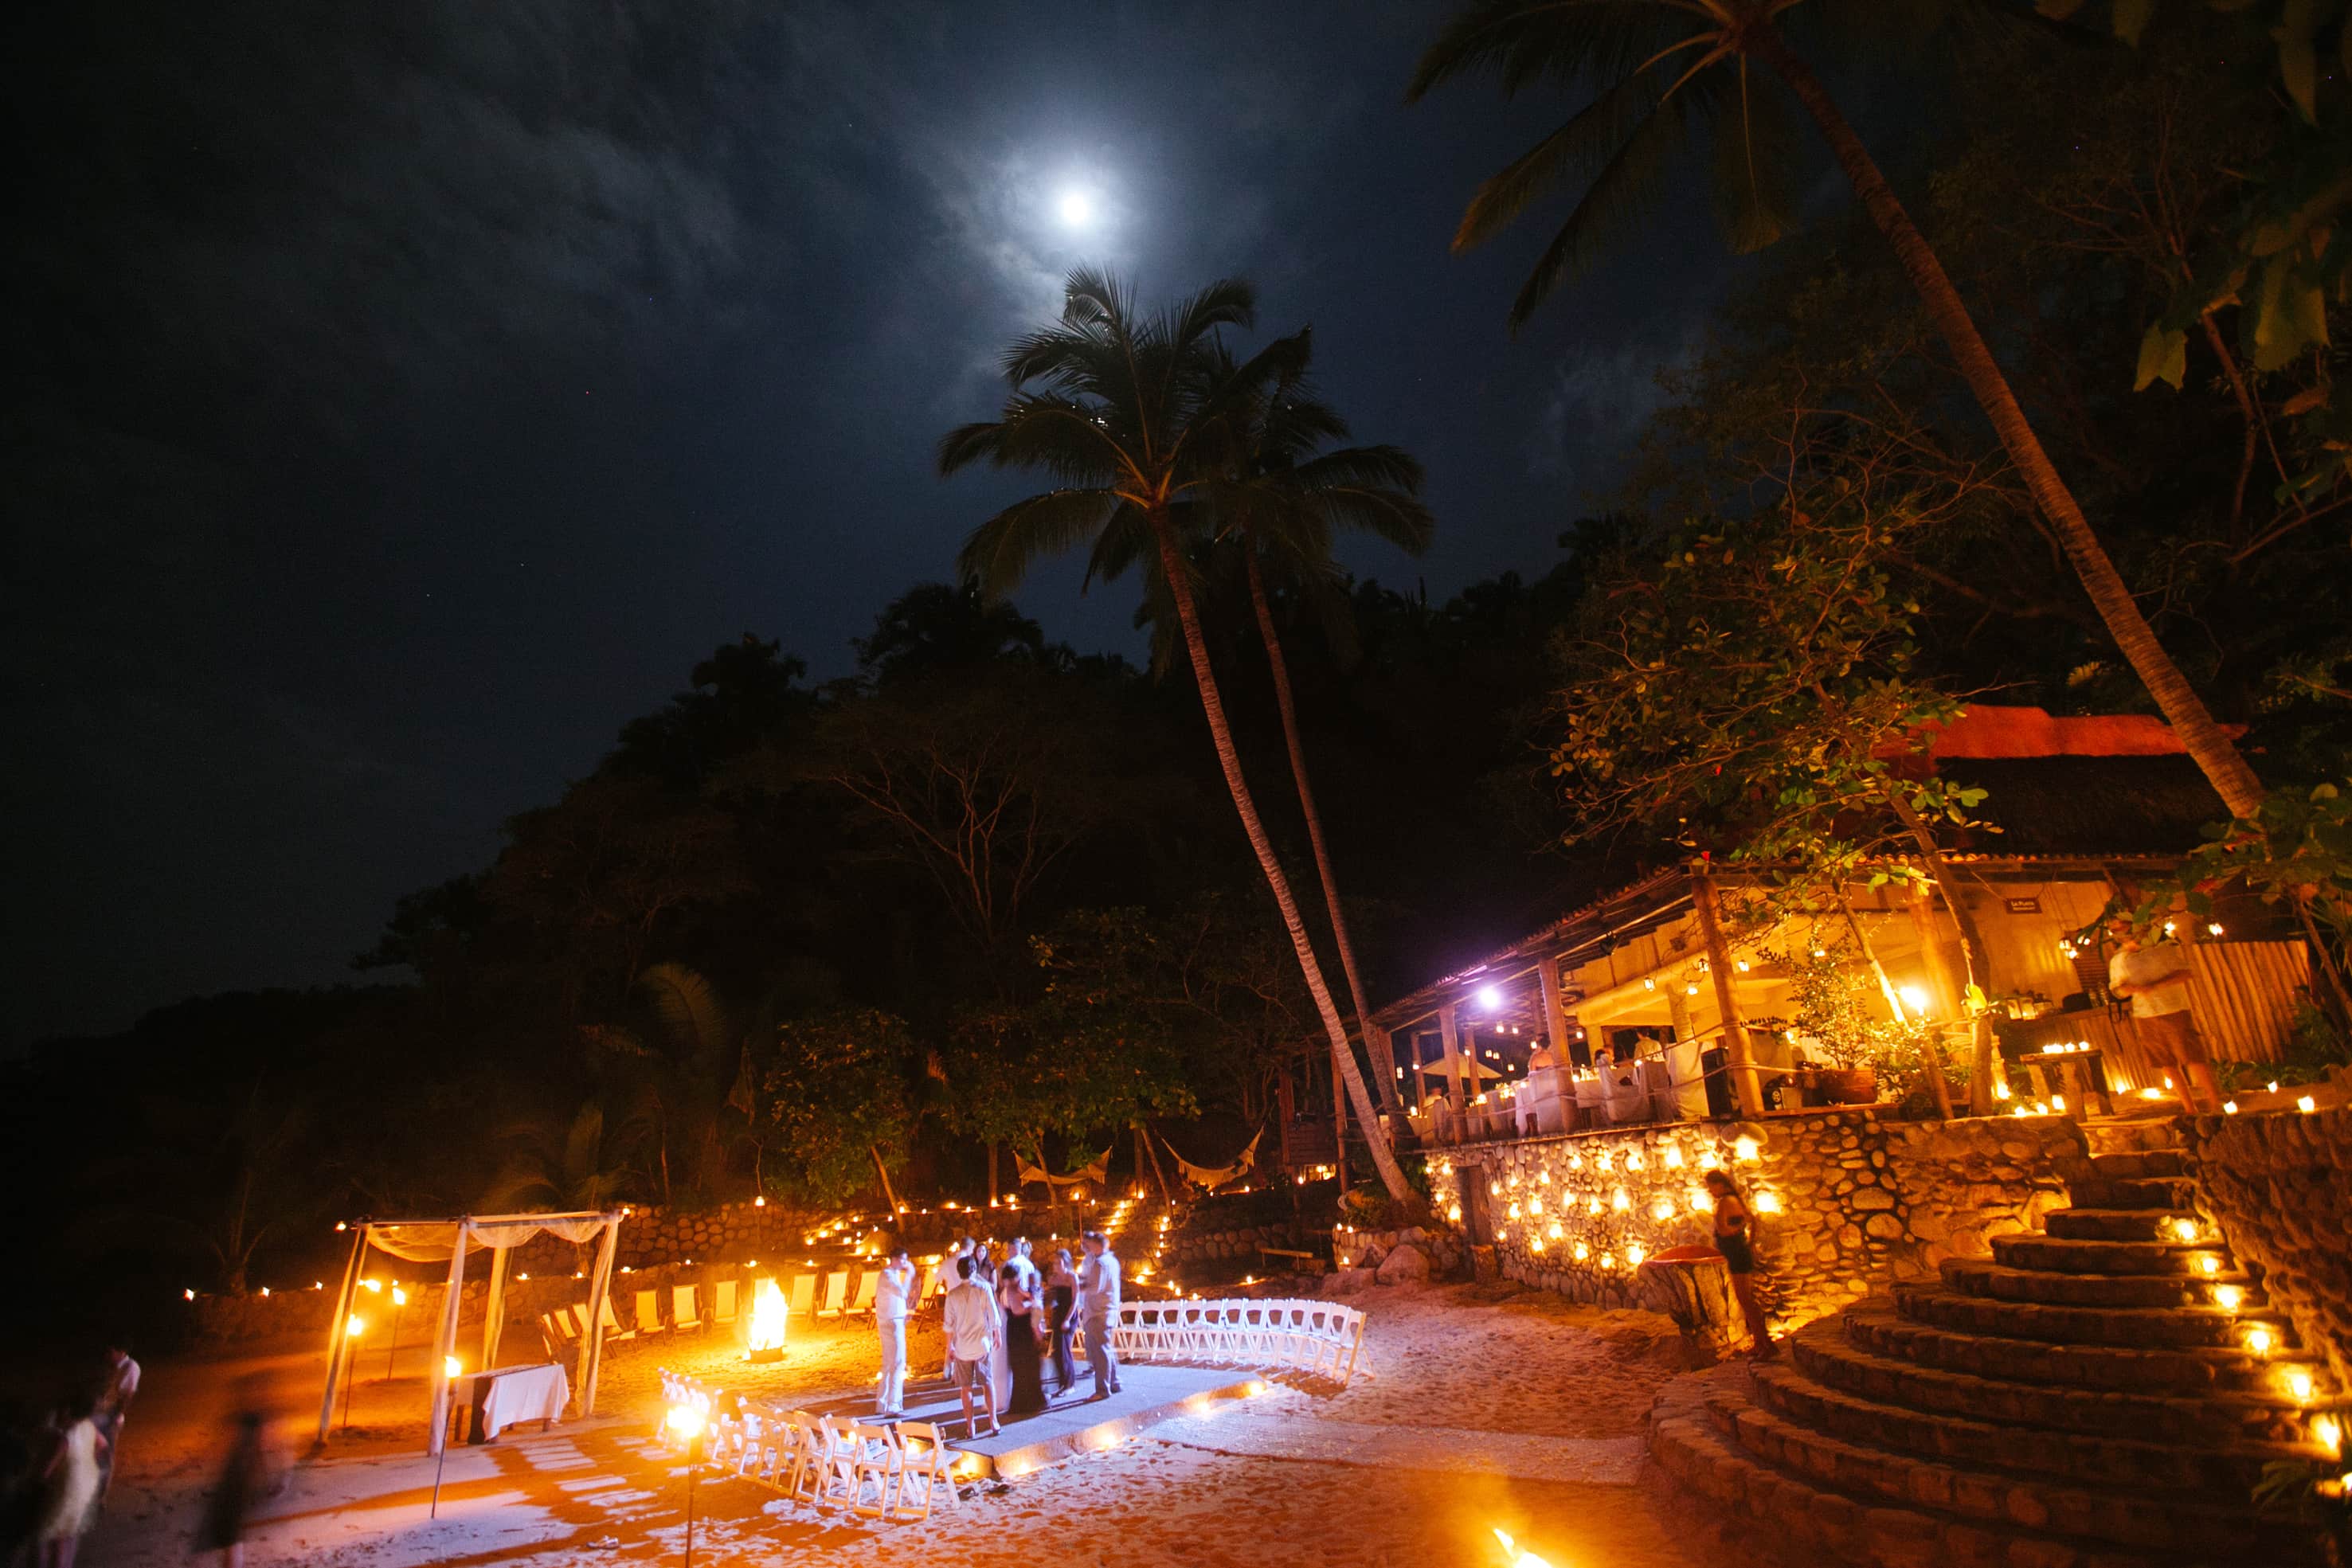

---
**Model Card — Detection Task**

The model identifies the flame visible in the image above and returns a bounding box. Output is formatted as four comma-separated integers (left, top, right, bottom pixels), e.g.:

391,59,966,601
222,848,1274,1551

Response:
746,1277,789,1355
1492,1526,1555,1567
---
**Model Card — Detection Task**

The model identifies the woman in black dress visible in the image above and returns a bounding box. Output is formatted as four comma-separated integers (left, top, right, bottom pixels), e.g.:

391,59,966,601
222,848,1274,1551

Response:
1043,1247,1079,1397
1704,1170,1778,1361
997,1263,1047,1417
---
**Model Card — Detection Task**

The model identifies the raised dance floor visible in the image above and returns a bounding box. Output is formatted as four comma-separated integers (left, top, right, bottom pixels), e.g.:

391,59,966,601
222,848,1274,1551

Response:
801,1363,1266,1480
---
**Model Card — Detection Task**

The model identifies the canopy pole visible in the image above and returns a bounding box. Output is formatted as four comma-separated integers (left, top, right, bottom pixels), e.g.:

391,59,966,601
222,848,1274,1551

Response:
314,1226,368,1445
577,1216,622,1419
425,1224,470,1458
479,1242,511,1372
1438,1003,1468,1143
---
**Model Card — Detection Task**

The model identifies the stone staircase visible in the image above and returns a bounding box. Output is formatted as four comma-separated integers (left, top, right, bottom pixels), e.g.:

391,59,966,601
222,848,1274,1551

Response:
1650,1120,2339,1568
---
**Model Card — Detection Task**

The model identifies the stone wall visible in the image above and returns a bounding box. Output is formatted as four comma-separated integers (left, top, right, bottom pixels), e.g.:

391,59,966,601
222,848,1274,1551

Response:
1328,1222,1466,1281
1434,1111,2083,1330
2183,1104,2352,1387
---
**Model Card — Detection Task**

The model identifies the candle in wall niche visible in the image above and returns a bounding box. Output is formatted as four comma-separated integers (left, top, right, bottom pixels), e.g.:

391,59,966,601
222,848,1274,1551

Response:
1664,1145,1685,1169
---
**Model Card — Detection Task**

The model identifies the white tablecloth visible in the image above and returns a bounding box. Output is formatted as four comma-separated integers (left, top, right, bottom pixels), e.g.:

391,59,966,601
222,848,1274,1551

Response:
478,1363,569,1439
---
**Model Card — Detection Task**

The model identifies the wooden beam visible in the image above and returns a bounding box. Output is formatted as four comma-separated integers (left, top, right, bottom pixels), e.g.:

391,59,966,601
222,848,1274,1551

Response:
479,1241,510,1374
314,1226,367,1445
577,1218,621,1420
1437,1002,1468,1143
1692,871,1765,1118
425,1224,470,1458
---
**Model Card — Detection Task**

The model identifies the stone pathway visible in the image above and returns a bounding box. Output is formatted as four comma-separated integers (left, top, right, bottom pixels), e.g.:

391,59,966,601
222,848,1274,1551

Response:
1145,1410,1644,1484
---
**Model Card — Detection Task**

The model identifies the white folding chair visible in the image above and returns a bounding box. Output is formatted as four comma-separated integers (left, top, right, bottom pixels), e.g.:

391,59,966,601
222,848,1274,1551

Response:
713,1278,739,1328
843,1270,879,1317
912,1261,941,1307
672,1283,702,1332
788,1273,818,1324
783,1411,827,1505
890,1421,961,1521
816,1268,851,1318
813,1414,861,1507
634,1287,668,1335
846,1418,902,1517
597,1296,635,1343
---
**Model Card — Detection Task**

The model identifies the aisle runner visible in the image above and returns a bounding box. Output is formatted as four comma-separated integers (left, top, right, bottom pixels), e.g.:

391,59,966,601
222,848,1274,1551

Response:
1143,1412,1642,1485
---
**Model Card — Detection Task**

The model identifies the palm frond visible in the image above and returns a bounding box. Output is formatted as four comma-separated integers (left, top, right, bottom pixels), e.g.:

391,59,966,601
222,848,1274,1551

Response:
1507,82,1697,329
1408,1,1704,102
1454,69,1663,252
635,961,734,1069
957,487,1121,595
1708,56,1800,254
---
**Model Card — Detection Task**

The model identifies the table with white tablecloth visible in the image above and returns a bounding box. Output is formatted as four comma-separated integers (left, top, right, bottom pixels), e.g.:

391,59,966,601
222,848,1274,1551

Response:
467,1362,569,1441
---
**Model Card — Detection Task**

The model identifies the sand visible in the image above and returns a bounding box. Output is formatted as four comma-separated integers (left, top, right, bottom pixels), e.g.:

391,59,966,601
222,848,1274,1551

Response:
81,1281,1716,1568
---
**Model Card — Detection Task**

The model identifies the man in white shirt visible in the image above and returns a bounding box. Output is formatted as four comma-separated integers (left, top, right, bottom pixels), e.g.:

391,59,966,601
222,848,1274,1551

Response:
1008,1237,1041,1290
939,1255,1000,1437
873,1249,915,1418
2108,925,2219,1113
1075,1230,1123,1400
96,1342,141,1495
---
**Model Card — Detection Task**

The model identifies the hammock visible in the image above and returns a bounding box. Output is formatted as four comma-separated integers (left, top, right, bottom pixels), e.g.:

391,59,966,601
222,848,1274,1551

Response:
1013,1147,1109,1190
1160,1127,1262,1191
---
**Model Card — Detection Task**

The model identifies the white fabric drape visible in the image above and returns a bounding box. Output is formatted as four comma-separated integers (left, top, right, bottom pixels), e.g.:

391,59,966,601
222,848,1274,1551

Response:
366,1214,609,1262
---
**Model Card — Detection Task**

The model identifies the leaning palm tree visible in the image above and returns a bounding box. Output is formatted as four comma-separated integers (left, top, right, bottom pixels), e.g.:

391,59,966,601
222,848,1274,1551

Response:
1211,345,1434,1121
1408,1,2267,822
940,268,1413,1201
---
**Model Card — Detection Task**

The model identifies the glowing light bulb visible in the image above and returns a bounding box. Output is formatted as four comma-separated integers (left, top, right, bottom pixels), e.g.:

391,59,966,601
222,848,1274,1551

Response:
2224,1101,2239,1114
1733,1136,1760,1163
2317,1415,2343,1456
2170,1218,2200,1243
2299,1096,2319,1114
444,1356,461,1378
2215,1285,2244,1312
346,1315,365,1338
2199,1255,2222,1277
1611,1189,1630,1211
1755,1192,1781,1214
2249,1328,2276,1357
2291,1371,2316,1403
1572,1241,1589,1261
1664,1145,1685,1169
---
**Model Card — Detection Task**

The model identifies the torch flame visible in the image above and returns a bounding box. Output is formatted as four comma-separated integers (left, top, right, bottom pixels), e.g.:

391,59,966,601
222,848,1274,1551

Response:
746,1277,789,1356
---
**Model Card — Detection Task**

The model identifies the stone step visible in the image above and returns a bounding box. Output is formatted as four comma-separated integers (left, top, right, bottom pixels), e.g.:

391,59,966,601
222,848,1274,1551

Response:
2043,1207,2208,1244
2083,1117,2186,1158
1852,1301,2324,1398
1701,1378,2315,1561
1990,1232,2221,1277
1746,1359,2296,1495
1942,1256,2259,1311
1897,1283,2294,1351
1792,1316,2322,1449
1646,1369,2158,1568
2085,1148,2187,1179
2063,1174,2200,1211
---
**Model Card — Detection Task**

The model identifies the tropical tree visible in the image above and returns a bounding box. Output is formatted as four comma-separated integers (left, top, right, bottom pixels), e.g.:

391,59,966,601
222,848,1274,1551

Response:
762,1008,918,1210
938,268,1413,1199
482,1100,650,1214
1407,0,2268,821
1111,339,1434,1119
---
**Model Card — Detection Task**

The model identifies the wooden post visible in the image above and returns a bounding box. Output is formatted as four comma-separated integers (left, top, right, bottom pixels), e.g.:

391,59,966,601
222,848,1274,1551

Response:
987,1141,1000,1207
1693,871,1765,1118
1908,882,1965,1019
315,1226,368,1445
425,1224,470,1458
479,1243,510,1373
1438,1003,1468,1141
1539,958,1575,1066
577,1217,622,1420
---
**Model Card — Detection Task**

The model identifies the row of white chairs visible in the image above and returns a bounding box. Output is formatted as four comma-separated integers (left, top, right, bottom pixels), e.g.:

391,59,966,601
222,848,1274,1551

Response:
1106,1298,1367,1386
657,1371,960,1522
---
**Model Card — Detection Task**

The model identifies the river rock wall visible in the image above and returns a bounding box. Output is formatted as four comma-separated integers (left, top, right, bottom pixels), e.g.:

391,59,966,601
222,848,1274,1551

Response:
2182,1104,2352,1387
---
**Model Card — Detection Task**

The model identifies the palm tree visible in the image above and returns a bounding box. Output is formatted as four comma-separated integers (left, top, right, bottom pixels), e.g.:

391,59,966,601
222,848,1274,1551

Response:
1211,343,1434,1120
940,268,1414,1201
1408,0,2268,822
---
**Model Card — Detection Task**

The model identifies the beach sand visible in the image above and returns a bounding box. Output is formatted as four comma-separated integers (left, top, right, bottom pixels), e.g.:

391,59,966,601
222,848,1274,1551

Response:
81,1281,1716,1567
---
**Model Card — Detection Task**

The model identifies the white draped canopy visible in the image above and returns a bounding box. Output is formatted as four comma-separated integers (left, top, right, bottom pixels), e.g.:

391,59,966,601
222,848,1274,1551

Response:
315,1210,624,1458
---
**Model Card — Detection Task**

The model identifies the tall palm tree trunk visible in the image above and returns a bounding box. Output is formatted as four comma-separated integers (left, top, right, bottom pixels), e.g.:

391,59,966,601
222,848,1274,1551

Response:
1751,29,2266,823
1241,544,1406,1120
1879,783,2001,1110
1149,511,1411,1200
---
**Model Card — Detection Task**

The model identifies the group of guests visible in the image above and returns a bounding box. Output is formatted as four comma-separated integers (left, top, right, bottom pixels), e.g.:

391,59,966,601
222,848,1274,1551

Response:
867,1230,1123,1437
4,1343,139,1568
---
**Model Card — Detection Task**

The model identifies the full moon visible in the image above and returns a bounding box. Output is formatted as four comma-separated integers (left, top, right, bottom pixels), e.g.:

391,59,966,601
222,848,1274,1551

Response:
1055,188,1095,228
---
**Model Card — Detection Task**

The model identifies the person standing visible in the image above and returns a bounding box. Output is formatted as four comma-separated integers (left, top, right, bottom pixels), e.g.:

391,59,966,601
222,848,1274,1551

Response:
1075,1230,1123,1401
36,1396,104,1568
91,1343,139,1503
1043,1247,1079,1398
196,1378,272,1568
997,1263,1047,1417
938,1257,999,1439
2107,922,2221,1114
873,1249,915,1418
1703,1171,1777,1362
936,1238,973,1381
1007,1237,1040,1291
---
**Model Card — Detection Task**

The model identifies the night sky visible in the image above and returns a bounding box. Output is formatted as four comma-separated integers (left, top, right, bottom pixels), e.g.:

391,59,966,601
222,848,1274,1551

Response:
5,2,1857,1050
